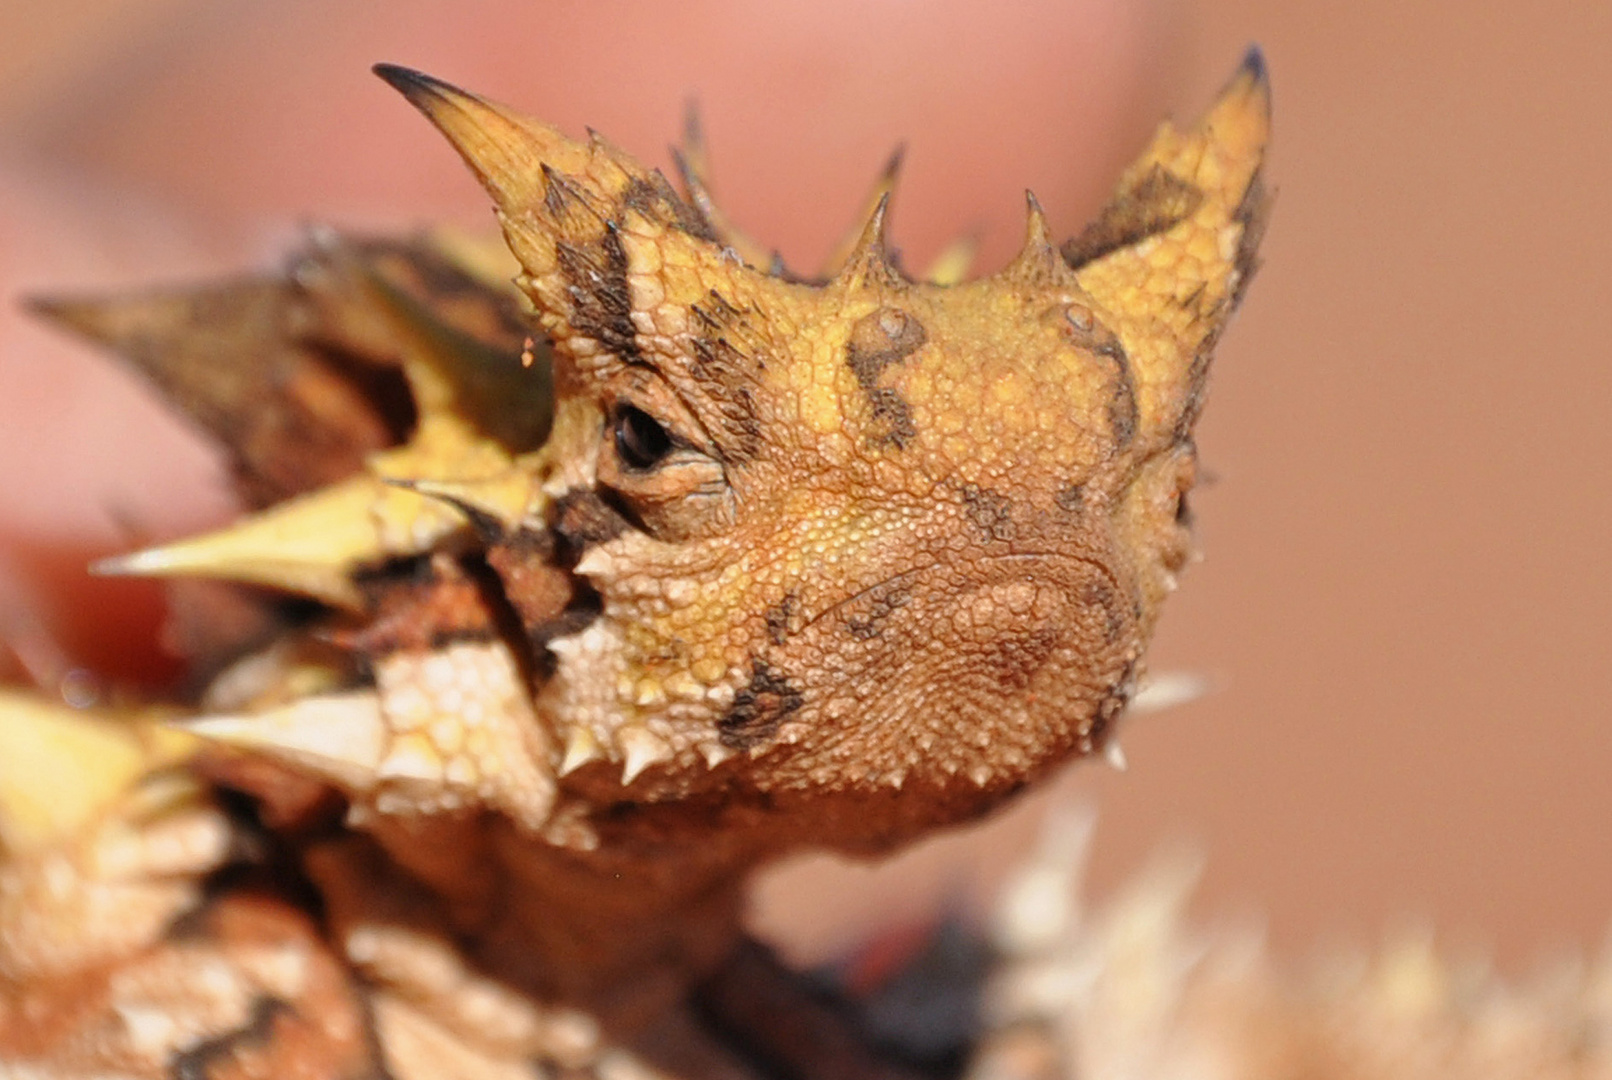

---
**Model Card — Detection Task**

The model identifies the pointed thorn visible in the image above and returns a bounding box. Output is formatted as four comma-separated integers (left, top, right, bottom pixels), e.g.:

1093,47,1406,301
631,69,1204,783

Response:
183,693,387,792
385,478,507,544
1022,190,1055,254
617,727,672,785
681,98,707,161
697,741,735,769
878,143,907,188
1240,44,1268,87
557,728,603,776
374,63,578,212
1129,671,1211,714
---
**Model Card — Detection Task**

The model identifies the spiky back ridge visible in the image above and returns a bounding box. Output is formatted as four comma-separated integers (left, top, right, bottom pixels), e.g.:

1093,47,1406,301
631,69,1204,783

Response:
58,56,1268,845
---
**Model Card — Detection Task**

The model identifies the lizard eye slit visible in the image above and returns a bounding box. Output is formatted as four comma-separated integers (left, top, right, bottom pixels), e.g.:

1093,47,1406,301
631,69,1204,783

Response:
613,404,675,470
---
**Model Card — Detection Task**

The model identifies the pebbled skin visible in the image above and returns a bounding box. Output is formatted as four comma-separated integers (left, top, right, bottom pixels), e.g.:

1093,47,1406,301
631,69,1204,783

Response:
1,52,1269,1079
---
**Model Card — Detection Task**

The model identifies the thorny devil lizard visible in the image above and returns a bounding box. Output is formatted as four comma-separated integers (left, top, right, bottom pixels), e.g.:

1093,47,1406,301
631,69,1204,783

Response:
0,50,1269,1080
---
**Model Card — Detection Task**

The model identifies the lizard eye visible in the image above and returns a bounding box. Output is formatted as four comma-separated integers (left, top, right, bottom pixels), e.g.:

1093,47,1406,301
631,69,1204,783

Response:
613,404,674,470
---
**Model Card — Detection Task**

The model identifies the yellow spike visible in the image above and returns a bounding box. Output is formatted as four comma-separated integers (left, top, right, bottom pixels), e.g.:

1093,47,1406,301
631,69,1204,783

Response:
617,727,673,785
557,727,603,776
671,103,773,269
376,63,730,356
183,692,387,793
1000,191,1069,285
921,232,980,286
832,191,900,291
0,692,195,855
820,145,905,278
94,476,454,608
1065,47,1272,442
373,65,592,214
389,469,539,541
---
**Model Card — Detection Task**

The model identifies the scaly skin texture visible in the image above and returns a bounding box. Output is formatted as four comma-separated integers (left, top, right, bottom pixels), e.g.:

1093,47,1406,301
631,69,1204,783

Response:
0,54,1269,1078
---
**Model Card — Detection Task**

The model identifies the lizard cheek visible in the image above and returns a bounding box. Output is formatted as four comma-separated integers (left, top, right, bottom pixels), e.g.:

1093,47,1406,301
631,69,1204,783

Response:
776,554,1140,787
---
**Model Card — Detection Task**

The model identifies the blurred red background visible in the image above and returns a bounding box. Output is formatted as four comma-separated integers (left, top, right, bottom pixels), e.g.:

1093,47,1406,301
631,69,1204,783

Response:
1,0,1607,971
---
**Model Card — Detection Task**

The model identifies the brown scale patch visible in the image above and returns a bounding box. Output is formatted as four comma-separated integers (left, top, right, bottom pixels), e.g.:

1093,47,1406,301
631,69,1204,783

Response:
764,593,799,646
343,555,498,655
1059,166,1205,268
842,580,913,641
553,223,642,365
1078,576,1127,646
1055,483,1086,513
621,172,721,243
1063,304,1137,449
960,483,1016,542
718,661,806,749
687,291,767,462
985,627,1062,693
552,487,631,551
845,307,927,449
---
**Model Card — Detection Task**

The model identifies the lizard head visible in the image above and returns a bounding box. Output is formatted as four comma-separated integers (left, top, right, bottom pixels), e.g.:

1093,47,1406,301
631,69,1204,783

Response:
377,58,1270,816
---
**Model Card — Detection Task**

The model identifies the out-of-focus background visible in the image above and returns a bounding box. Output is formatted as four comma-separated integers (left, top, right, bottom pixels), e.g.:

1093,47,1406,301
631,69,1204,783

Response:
0,0,1607,970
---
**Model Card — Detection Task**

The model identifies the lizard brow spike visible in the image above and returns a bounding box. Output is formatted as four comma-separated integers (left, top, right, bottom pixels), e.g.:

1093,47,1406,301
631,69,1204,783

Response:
820,144,906,279
831,190,899,289
1000,189,1070,286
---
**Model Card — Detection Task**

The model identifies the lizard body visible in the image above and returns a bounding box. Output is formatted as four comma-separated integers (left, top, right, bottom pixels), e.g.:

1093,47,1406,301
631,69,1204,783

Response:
0,52,1269,1078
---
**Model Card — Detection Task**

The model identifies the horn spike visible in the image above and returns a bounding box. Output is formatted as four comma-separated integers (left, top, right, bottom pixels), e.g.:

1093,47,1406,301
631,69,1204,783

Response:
374,65,588,210
557,728,603,776
387,473,537,543
183,693,387,793
832,190,898,288
670,105,773,269
90,474,466,609
617,726,673,785
821,146,905,278
997,190,1067,285
1061,50,1272,444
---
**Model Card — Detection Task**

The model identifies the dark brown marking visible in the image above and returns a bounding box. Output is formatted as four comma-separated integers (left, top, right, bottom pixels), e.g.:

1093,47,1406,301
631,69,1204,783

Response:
1055,483,1086,513
552,487,631,552
960,483,1016,542
169,995,289,1080
1063,304,1136,449
764,594,799,645
867,388,917,449
541,165,593,222
621,171,721,243
845,307,927,388
343,555,500,656
1079,577,1126,645
1059,166,1205,268
843,580,912,640
554,222,642,364
1230,167,1272,312
718,661,805,749
845,307,928,450
988,627,1062,692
